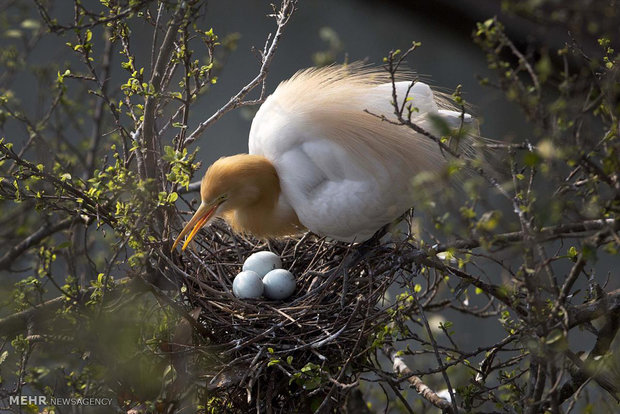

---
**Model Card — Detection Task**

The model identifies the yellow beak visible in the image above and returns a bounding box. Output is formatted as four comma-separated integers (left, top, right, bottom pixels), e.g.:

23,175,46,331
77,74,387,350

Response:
171,202,218,251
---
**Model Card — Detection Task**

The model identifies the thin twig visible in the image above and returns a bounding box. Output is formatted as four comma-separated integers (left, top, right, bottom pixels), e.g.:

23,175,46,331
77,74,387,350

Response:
183,0,296,146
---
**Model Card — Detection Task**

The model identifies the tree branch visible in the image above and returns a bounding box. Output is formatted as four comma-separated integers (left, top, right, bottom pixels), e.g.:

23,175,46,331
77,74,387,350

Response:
182,0,297,147
383,343,461,413
85,28,114,176
0,216,85,271
436,218,619,252
142,2,187,181
560,309,620,404
0,277,140,338
568,288,620,328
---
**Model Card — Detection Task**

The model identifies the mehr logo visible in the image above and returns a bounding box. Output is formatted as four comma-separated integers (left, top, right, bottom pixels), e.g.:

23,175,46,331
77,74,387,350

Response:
9,395,113,406
9,395,47,406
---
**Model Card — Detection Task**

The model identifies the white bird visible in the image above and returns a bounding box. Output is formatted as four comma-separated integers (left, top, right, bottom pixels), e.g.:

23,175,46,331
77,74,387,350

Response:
172,64,474,250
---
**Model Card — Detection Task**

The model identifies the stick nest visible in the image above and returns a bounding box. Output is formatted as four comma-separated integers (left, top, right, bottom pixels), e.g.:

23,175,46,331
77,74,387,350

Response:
168,220,416,411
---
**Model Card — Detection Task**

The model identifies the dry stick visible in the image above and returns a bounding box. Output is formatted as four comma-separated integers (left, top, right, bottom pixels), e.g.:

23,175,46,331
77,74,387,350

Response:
32,0,143,33
435,218,619,252
182,0,297,147
559,309,620,404
142,2,186,181
382,343,455,412
414,295,460,414
312,299,364,413
567,288,620,328
527,363,547,414
85,29,113,175
557,253,587,305
389,334,517,381
399,249,527,316
133,273,220,342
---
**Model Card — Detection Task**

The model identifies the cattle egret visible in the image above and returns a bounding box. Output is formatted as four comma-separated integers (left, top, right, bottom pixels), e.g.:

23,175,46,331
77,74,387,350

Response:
172,64,474,250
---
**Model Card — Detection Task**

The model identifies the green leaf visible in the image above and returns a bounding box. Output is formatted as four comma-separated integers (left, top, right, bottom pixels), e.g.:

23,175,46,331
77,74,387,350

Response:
20,19,41,30
167,192,178,203
523,151,541,167
267,358,281,367
4,30,22,38
567,246,578,261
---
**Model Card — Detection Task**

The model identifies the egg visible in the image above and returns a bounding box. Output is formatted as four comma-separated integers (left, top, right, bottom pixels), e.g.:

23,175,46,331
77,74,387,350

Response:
263,269,296,300
242,251,282,278
232,270,264,299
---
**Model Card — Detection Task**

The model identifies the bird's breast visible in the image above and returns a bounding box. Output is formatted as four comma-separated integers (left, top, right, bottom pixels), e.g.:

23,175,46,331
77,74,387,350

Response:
225,193,303,239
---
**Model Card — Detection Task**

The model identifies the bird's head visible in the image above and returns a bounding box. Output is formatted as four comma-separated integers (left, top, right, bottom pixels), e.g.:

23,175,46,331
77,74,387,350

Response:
172,154,279,251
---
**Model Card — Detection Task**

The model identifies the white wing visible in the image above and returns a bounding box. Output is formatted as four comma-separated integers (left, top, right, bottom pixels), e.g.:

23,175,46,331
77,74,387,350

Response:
255,136,406,242
249,78,459,242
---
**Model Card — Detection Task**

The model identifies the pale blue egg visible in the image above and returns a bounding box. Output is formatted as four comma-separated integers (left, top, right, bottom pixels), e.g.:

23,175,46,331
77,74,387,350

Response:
242,251,282,278
232,270,264,299
263,269,296,300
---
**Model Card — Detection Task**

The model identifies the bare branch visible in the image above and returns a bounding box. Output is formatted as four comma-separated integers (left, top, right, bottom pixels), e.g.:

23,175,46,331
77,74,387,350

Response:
568,288,620,328
383,343,460,413
0,216,86,271
183,0,297,147
435,218,620,252
142,2,188,181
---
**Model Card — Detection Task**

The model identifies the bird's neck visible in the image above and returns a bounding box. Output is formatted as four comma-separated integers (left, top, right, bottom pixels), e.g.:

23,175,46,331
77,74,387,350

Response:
225,197,302,238
222,158,302,238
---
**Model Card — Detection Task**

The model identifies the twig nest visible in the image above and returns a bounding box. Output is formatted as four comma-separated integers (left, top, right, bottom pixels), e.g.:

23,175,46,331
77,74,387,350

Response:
242,251,282,278
178,223,403,411
232,270,264,299
262,269,296,300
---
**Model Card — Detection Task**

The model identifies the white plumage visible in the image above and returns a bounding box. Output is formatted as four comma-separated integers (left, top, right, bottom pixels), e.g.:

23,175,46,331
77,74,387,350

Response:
249,65,473,242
